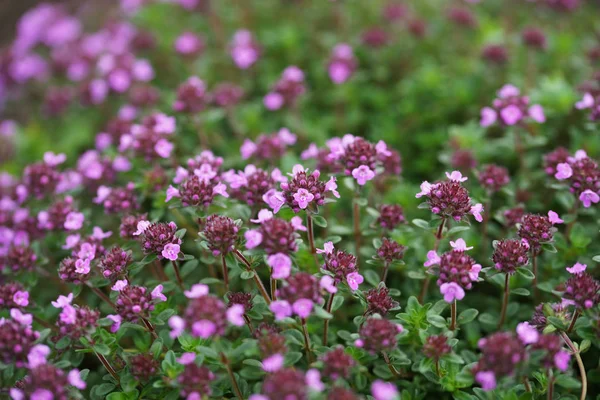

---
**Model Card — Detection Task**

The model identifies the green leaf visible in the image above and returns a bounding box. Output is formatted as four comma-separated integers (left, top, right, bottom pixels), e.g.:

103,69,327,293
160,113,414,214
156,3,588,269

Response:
106,393,127,400
55,336,71,350
512,288,530,296
93,344,111,356
240,270,255,280
516,267,535,280
547,316,568,331
312,215,327,228
541,243,558,253
457,308,479,325
364,269,380,287
94,383,116,396
555,374,582,389
150,339,163,359
313,305,333,319
412,219,430,230
427,314,447,328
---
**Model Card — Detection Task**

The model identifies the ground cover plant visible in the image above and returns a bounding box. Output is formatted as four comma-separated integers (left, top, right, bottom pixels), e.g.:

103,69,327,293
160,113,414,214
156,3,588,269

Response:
1,0,600,399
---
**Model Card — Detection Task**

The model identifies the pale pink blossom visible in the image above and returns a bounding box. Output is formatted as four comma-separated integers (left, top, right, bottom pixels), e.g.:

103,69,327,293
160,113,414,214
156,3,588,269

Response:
517,322,539,344
306,369,325,391
68,369,86,390
11,308,32,326
64,212,84,230
480,107,497,127
475,371,496,391
27,344,50,368
554,350,571,371
51,293,73,308
554,163,572,180
291,216,307,231
424,250,440,267
111,279,128,291
178,352,196,365
168,315,185,338
133,220,151,236
566,262,587,274
371,380,399,400
346,272,364,291
579,189,600,208
325,176,340,198
320,275,338,293
152,285,167,302
184,283,209,299
292,299,314,318
165,185,180,202
227,304,245,326
155,139,174,158
317,241,334,255
469,264,482,281
470,203,484,222
450,238,473,251
162,243,180,261
293,188,314,209
192,320,216,338
244,230,263,249
263,189,285,213
268,253,292,279
264,92,284,110
13,291,29,307
74,258,91,274
416,181,433,198
352,165,375,185
270,300,292,320
575,93,594,109
92,226,112,240
500,105,523,125
440,282,465,303
43,152,66,166
107,314,122,332
548,210,563,224
262,353,284,372
251,209,273,224
528,104,546,123
445,171,468,182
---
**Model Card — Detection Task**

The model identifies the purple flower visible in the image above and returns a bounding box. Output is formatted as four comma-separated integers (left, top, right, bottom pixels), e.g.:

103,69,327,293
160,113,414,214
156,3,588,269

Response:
244,230,263,249
192,320,216,338
270,300,292,320
43,152,66,166
346,272,364,291
64,212,84,231
415,181,434,198
133,220,151,236
13,291,29,307
264,92,284,110
325,177,340,198
168,315,185,338
500,105,523,125
262,353,284,372
352,165,375,185
292,299,314,318
293,189,314,209
306,369,325,391
554,162,573,180
516,322,539,344
154,139,174,158
475,371,497,391
566,262,587,274
268,253,292,279
575,93,594,109
528,104,546,123
263,189,285,213
226,304,245,326
371,380,399,400
161,243,180,261
74,258,91,274
547,210,563,224
151,285,167,302
480,107,497,127
59,305,77,325
111,279,128,291
449,238,473,251
11,308,33,326
440,282,465,303
319,275,338,293
68,369,86,390
178,352,196,365
317,241,334,255
554,350,571,371
184,283,209,298
27,344,50,368
51,293,73,308
165,185,180,202
446,170,468,182
290,216,307,231
251,209,273,224
579,189,599,208
424,250,441,267
107,314,122,332
470,203,484,222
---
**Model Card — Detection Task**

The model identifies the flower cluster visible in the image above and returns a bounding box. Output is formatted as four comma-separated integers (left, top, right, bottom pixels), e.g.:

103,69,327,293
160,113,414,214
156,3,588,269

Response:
480,84,545,127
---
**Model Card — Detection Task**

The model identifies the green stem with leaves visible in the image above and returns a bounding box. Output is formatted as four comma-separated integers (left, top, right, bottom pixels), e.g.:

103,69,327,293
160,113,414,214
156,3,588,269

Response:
559,331,587,400
497,273,510,329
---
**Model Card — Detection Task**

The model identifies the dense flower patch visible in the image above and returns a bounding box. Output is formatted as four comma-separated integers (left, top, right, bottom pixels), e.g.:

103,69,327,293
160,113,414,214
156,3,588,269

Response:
0,0,600,399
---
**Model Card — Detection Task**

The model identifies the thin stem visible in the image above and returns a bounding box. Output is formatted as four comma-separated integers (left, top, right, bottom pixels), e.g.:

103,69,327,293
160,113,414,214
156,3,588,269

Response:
565,202,579,241
449,299,457,331
171,260,184,290
547,369,555,400
221,254,230,291
481,197,492,258
381,261,390,283
435,359,441,378
353,198,361,266
418,218,446,304
140,317,158,340
567,311,580,334
322,291,336,346
306,213,317,254
497,273,510,329
96,352,120,384
523,377,532,393
301,318,313,363
270,276,277,301
382,351,400,378
532,252,539,302
220,353,244,400
88,285,115,308
233,249,271,304
243,314,254,335
559,331,587,400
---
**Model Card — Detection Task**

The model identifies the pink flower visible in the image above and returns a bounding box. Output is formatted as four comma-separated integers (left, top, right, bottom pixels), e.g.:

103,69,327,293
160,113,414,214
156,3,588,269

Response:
575,93,594,109
270,300,292,320
293,189,314,209
59,305,77,325
51,294,73,308
352,165,376,185
317,241,334,255
498,84,520,98
291,216,307,231
371,380,399,400
168,315,185,338
68,369,86,390
43,152,66,166
301,143,319,159
480,107,497,127
251,209,273,224
262,353,284,372
192,320,216,338
424,250,440,267
111,279,128,291
375,140,392,157
319,275,338,293
325,177,340,198
77,242,96,260
74,258,91,274
470,203,484,222
151,285,167,302
446,170,468,182
449,238,473,251
268,253,292,279
306,369,325,391
133,220,151,236
92,227,112,240
264,92,284,110
249,396,269,400
184,283,209,299
292,299,314,318
27,344,50,368
440,282,465,303
566,262,587,274
500,105,523,125
212,182,229,198
13,291,29,307
178,353,196,365
107,314,122,333
554,350,571,371
227,304,245,326
64,212,84,230
528,104,545,123
240,139,257,160
469,264,482,281
62,234,80,250
162,243,180,261
155,139,174,158
554,163,573,180
547,210,563,224
475,371,497,391
416,181,434,198
579,189,600,208
277,128,297,145
244,229,263,249
11,308,32,326
263,189,285,213
516,322,539,344
346,272,364,291
165,185,180,202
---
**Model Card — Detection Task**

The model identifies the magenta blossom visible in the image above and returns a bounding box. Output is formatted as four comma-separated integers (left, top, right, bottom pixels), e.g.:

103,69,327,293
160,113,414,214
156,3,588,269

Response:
440,282,465,303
